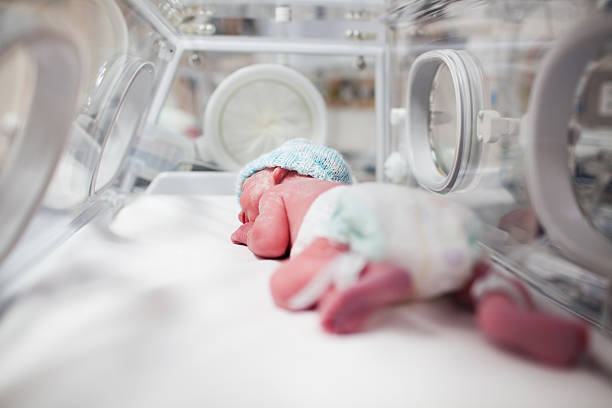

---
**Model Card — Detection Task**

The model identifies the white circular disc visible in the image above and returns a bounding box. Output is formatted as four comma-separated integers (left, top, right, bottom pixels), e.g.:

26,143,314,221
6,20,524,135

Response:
204,64,327,170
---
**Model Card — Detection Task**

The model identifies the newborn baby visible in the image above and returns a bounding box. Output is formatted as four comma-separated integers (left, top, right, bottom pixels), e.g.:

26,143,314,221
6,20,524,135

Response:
232,139,587,366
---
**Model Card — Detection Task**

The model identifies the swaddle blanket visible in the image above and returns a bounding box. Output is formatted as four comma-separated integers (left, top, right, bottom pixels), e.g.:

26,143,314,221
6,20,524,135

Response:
290,183,482,308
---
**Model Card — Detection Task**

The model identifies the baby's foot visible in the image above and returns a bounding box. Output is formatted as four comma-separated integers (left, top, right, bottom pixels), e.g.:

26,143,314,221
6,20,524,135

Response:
319,262,413,334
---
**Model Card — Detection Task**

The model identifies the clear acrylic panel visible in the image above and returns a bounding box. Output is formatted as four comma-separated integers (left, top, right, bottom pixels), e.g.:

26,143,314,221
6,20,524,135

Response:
0,0,167,287
149,51,378,183
389,0,612,331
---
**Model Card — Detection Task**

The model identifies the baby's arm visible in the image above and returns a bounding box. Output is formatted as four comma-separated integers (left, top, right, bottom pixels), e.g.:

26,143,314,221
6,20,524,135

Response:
246,192,290,258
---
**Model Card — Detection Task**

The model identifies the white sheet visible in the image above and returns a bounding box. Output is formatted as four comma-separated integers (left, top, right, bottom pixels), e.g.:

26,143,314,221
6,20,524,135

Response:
0,195,611,408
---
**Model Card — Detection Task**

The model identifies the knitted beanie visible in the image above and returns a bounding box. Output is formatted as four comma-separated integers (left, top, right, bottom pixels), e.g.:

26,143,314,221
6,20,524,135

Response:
236,138,353,198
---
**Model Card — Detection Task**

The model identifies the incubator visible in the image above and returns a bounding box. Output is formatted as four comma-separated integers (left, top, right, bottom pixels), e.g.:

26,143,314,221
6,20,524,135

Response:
1,0,612,406
386,0,612,331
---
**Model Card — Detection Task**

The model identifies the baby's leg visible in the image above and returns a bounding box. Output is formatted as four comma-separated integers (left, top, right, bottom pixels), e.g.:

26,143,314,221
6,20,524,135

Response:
270,237,347,310
477,293,588,366
319,262,413,334
472,270,588,366
270,237,413,334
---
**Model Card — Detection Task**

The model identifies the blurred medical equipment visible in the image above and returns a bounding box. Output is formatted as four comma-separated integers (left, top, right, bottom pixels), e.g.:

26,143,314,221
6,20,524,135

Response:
1,0,612,406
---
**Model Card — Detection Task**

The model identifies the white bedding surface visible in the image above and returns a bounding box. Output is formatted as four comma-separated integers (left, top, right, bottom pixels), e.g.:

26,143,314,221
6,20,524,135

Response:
0,195,611,407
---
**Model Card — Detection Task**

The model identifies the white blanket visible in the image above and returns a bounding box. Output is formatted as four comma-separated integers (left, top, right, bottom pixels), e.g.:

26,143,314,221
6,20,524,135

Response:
0,195,610,408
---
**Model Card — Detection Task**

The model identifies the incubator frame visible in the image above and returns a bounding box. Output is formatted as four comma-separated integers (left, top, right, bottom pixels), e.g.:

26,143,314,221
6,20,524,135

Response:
126,0,391,181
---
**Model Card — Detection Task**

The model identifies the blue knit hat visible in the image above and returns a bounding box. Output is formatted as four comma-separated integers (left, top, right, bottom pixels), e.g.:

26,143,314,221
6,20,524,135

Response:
236,138,353,198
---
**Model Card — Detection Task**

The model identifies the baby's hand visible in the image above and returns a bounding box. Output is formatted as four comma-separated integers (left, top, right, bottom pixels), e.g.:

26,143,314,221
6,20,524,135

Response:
231,222,253,245
232,190,290,257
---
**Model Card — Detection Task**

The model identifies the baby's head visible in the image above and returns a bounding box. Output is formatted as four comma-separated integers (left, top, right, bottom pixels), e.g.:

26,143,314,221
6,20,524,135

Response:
236,139,353,221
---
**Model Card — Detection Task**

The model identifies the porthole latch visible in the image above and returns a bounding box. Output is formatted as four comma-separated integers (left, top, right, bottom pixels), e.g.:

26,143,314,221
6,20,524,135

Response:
476,110,521,144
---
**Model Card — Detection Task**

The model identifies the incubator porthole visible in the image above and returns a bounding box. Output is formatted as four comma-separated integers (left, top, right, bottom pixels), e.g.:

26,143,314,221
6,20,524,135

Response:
204,64,327,171
0,15,80,265
88,56,155,193
525,13,612,276
570,57,612,240
7,0,129,108
0,48,33,179
407,50,487,193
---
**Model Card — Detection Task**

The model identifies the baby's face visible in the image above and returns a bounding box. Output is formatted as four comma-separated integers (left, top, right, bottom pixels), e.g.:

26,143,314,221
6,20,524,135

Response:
239,169,275,223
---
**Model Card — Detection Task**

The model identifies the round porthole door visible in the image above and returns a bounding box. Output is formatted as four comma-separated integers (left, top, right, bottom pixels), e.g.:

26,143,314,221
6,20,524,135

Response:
406,50,488,193
525,13,612,276
0,12,80,264
87,55,156,193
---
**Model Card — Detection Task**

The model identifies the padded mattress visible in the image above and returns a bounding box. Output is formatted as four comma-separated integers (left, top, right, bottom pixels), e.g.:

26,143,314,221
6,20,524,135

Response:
0,195,610,407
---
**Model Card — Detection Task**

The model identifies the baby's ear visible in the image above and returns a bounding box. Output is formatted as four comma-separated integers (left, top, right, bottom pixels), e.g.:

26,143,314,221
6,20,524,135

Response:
272,167,290,184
